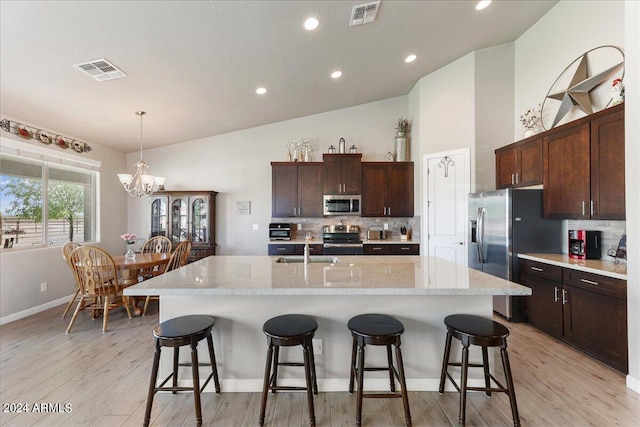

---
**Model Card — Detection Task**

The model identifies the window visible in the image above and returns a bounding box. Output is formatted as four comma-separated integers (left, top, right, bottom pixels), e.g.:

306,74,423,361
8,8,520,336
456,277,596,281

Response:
0,140,99,249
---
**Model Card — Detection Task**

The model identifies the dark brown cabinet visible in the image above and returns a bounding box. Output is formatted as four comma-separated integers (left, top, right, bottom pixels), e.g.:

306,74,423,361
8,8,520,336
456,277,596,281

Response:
542,104,625,219
520,259,563,338
364,243,419,255
271,163,323,217
361,162,414,217
495,138,542,188
322,154,362,194
521,258,628,373
150,191,217,263
268,243,323,256
590,108,625,219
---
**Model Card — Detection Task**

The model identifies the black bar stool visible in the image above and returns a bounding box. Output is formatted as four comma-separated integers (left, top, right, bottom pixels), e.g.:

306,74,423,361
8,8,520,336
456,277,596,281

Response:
143,315,221,427
438,314,520,427
348,313,411,427
259,314,318,427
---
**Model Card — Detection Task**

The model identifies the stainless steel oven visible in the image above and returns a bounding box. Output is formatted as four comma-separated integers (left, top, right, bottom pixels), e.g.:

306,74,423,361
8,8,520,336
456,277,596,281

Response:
323,195,361,216
322,224,363,255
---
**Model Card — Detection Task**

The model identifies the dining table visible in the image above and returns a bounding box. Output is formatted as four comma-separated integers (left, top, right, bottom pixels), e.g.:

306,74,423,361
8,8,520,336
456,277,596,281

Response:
112,252,171,315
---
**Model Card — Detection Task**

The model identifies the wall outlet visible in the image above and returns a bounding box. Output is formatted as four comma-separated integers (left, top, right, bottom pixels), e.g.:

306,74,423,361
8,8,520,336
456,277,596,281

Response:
252,224,259,231
312,338,322,355
40,282,48,292
383,223,389,230
297,223,302,230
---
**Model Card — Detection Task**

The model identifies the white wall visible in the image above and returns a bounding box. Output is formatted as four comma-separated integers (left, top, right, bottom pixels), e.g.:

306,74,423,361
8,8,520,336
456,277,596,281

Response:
514,0,638,392
0,122,128,322
474,43,515,192
126,97,408,255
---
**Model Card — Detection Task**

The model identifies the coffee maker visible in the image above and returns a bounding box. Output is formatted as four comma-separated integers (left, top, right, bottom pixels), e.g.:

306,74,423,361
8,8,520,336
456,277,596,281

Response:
568,230,601,260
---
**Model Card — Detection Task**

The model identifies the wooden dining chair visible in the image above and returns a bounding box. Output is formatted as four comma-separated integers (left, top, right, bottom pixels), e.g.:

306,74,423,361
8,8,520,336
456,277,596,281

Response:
66,245,132,333
140,236,172,280
142,240,192,316
61,242,82,319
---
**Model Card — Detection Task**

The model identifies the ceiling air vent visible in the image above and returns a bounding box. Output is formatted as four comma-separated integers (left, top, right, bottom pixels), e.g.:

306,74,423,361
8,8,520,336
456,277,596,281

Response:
73,58,126,81
349,1,380,26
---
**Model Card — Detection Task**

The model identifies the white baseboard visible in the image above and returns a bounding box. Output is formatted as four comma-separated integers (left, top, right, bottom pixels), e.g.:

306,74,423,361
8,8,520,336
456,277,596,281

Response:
0,295,71,325
627,374,640,394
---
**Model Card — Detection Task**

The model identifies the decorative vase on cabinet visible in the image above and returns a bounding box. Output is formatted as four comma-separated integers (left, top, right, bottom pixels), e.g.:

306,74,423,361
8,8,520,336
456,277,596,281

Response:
394,131,407,161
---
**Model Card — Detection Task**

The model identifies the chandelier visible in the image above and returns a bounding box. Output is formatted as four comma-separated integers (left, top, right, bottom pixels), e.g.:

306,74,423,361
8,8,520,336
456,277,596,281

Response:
117,111,165,197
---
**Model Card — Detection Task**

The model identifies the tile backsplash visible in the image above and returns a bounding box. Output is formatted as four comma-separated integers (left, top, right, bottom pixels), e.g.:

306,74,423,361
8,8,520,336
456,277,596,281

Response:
272,216,420,242
565,220,626,260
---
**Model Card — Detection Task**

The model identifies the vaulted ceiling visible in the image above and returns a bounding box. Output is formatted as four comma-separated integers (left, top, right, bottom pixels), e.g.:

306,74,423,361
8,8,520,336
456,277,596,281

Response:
0,1,557,152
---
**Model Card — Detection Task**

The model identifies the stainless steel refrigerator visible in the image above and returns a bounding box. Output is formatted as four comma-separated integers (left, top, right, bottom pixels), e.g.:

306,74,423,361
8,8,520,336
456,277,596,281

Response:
468,189,562,321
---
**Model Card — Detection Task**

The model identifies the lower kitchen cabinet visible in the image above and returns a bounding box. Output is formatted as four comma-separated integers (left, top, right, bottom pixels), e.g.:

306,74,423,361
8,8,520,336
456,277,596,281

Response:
268,243,323,256
520,258,628,373
519,259,563,338
364,243,419,255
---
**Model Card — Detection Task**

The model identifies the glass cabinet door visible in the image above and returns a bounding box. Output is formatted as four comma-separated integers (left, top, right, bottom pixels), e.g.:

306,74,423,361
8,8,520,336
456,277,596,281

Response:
170,198,188,243
191,197,209,244
150,197,168,237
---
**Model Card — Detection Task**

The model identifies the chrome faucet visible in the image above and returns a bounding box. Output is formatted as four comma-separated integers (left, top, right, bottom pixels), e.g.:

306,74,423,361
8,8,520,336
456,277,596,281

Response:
303,240,310,265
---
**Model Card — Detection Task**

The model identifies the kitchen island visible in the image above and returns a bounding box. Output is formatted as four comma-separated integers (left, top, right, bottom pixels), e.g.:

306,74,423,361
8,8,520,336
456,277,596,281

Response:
125,255,530,392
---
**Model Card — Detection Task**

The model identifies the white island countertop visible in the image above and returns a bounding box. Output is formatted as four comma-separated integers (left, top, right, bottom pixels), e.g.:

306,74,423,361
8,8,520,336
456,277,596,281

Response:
124,255,531,297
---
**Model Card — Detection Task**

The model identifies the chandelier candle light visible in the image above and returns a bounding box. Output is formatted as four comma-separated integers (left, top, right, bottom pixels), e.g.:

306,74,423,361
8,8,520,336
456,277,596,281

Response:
117,111,165,197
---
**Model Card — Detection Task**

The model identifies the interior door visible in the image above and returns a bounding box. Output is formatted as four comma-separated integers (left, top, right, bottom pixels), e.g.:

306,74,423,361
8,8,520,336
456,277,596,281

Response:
425,148,470,266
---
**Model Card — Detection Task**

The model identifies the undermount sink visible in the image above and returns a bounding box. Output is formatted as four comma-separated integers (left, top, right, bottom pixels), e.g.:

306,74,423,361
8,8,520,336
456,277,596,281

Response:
275,256,339,264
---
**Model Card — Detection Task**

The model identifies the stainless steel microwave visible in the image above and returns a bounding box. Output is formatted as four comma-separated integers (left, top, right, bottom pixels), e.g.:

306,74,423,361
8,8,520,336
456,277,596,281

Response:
323,195,361,216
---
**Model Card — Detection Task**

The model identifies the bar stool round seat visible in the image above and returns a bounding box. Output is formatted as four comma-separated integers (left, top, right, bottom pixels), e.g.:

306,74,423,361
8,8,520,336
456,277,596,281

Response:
259,314,318,427
438,314,520,427
348,314,411,427
143,315,221,427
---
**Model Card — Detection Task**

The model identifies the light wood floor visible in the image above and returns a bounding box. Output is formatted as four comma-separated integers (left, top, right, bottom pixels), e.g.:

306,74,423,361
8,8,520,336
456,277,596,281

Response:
1,303,638,427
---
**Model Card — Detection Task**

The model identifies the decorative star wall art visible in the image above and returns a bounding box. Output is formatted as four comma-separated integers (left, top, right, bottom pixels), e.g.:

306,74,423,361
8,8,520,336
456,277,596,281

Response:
0,119,92,153
540,45,624,130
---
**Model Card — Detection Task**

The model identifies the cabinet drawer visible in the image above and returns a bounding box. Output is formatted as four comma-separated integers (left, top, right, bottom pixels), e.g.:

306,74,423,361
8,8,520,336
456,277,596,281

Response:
364,245,391,255
390,244,419,255
563,269,626,300
520,259,562,282
308,244,324,255
268,244,297,256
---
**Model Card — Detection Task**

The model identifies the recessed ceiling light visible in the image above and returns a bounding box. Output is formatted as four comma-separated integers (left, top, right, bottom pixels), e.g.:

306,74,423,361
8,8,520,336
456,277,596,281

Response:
304,17,319,31
405,54,417,63
256,87,267,95
476,0,492,10
331,71,343,79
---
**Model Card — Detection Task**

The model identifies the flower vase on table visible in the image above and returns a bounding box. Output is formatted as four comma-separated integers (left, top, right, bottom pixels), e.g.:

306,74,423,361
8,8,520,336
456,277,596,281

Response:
121,233,136,261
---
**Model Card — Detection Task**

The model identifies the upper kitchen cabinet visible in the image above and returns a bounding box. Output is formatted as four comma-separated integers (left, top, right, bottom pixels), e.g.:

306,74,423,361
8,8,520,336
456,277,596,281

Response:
495,138,542,188
271,162,323,217
361,162,414,217
323,154,362,194
590,108,625,219
543,104,625,219
151,191,217,263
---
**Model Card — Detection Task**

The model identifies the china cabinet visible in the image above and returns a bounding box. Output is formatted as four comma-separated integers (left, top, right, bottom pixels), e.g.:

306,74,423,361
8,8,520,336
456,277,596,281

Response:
149,191,217,263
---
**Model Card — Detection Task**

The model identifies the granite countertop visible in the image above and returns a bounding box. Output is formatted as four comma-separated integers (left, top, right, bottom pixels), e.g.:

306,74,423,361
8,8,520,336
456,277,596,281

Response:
124,255,530,297
518,253,627,280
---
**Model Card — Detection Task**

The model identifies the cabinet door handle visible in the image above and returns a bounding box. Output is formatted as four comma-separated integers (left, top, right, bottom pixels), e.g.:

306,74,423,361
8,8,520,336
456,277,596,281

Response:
277,247,287,251
511,173,515,185
387,207,391,216
590,200,596,216
400,247,410,250
531,266,543,272
515,173,519,184
373,247,382,251
580,278,599,286
383,207,387,216
582,201,586,216
554,286,559,302
562,289,567,305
